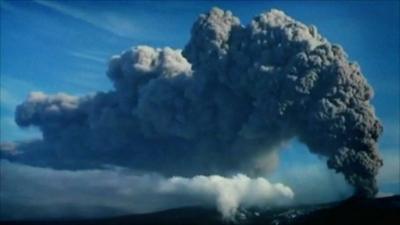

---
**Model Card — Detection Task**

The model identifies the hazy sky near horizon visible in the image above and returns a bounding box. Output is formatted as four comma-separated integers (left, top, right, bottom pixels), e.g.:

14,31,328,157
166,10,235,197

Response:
0,0,399,219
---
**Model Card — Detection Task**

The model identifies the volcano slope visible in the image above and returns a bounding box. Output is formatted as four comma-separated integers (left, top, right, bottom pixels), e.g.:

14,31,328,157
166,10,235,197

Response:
1,195,399,225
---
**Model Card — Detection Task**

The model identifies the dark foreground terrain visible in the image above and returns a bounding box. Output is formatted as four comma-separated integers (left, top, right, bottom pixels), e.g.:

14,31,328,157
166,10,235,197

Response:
1,195,399,225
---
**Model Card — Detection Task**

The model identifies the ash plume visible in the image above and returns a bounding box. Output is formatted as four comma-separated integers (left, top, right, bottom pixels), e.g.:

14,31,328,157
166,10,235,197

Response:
2,8,382,197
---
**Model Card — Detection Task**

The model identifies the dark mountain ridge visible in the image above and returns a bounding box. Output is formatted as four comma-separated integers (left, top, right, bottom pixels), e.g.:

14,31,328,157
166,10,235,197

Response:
1,195,399,225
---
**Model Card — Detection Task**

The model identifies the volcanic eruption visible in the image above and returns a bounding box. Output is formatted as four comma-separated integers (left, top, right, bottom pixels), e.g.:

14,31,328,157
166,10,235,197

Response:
4,7,382,199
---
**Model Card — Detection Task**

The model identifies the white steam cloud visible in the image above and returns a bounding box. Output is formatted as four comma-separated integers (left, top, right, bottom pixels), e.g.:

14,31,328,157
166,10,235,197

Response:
0,161,293,220
159,174,293,219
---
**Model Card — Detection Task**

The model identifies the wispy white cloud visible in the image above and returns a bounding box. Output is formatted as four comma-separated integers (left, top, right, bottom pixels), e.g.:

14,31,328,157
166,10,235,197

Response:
35,0,139,38
68,51,108,64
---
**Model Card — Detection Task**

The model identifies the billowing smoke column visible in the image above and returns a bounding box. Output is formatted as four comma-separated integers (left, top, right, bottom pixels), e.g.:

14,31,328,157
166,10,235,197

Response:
6,8,382,197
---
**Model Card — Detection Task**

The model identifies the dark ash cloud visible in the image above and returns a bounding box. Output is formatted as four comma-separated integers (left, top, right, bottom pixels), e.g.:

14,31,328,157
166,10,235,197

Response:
2,8,382,198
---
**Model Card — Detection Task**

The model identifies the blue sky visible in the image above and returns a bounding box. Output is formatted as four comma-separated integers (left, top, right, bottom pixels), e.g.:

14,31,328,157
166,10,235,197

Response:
1,0,399,197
